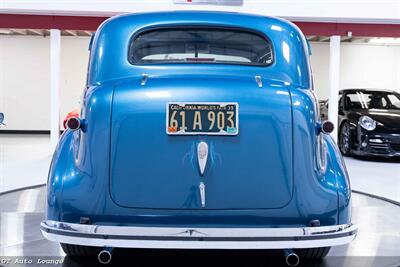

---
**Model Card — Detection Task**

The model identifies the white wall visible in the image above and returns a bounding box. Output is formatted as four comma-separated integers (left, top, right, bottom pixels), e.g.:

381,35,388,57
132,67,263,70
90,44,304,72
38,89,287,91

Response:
0,36,400,130
0,35,89,130
60,38,90,121
311,42,400,100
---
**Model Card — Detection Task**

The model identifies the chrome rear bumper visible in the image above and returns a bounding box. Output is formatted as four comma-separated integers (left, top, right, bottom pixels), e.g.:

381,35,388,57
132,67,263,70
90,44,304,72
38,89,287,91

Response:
41,220,357,249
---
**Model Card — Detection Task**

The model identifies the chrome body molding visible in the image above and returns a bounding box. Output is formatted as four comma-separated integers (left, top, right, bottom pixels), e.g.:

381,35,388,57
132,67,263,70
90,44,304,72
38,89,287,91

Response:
255,75,263,88
41,220,357,249
199,182,206,207
197,141,208,176
140,73,148,86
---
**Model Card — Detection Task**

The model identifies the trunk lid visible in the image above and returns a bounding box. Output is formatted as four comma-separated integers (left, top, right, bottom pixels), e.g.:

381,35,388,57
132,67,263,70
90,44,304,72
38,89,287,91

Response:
109,75,293,209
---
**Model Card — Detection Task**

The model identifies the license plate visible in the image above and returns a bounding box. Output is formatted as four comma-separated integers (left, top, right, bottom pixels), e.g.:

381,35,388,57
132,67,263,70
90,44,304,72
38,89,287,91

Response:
166,102,239,135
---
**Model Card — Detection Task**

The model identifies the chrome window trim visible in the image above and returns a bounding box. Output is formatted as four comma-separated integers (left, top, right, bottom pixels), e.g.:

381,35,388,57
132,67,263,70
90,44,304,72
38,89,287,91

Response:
127,25,275,67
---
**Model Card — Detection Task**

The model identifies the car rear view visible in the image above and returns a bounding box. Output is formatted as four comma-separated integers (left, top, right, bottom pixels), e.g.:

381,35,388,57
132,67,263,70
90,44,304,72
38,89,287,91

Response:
41,11,357,265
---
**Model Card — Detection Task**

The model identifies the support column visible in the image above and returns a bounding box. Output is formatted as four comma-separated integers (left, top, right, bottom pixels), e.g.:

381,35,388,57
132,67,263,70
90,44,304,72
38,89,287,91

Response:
328,35,341,142
50,29,61,149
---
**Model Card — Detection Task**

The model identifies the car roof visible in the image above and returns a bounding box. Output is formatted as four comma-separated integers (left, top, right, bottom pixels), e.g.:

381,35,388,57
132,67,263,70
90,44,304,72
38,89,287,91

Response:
87,11,311,89
339,88,398,94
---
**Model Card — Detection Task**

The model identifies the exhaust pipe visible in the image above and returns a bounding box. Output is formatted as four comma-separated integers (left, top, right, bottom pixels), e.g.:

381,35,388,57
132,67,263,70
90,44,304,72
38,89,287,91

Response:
284,249,300,266
98,248,112,264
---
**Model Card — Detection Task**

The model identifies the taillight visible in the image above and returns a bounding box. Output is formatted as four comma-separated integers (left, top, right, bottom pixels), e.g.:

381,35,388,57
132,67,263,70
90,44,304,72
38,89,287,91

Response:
321,121,334,134
66,117,81,131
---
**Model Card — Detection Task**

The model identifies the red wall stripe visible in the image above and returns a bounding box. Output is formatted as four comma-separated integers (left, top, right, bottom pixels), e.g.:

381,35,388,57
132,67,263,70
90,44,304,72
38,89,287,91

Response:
294,21,400,38
0,14,399,37
0,14,107,31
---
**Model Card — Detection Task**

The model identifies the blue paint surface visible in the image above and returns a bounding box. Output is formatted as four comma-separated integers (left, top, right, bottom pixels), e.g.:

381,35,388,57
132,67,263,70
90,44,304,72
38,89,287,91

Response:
46,11,351,228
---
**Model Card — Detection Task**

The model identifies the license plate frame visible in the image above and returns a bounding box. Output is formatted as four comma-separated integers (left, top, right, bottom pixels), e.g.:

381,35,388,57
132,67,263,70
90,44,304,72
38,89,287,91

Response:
166,102,239,136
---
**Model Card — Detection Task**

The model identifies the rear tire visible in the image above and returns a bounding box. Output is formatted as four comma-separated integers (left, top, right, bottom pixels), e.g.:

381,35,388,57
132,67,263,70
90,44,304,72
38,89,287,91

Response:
339,121,352,156
295,247,330,259
60,243,101,257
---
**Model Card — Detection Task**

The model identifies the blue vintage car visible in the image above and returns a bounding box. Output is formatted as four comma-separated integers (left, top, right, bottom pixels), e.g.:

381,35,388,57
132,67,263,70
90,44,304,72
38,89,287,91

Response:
41,11,357,265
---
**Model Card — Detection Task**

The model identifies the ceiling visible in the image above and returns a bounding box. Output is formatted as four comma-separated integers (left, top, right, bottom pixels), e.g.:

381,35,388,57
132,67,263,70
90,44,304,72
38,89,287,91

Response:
0,28,399,45
307,35,375,43
0,29,93,36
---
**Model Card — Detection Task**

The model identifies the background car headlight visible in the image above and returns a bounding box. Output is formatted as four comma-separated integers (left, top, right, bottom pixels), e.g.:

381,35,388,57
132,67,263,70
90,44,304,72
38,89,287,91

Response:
359,116,376,131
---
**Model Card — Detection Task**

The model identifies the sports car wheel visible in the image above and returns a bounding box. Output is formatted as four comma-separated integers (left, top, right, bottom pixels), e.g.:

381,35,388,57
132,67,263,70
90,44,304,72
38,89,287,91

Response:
60,243,101,257
339,122,352,155
295,247,330,259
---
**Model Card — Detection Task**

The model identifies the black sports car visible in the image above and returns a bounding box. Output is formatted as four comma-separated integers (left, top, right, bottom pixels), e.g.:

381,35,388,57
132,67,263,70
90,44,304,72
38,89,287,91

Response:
337,89,400,157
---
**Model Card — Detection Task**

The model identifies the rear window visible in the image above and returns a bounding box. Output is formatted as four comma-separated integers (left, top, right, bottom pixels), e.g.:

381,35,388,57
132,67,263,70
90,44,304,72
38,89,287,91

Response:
128,27,273,66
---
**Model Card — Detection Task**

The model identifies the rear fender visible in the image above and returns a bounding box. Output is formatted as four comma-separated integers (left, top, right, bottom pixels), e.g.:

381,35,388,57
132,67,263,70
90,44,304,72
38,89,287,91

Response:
290,87,351,225
46,131,74,221
323,135,351,224
47,84,113,222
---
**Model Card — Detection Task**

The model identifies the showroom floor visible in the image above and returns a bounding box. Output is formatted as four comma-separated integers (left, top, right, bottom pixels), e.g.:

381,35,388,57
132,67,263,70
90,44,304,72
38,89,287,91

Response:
1,187,400,266
345,156,400,203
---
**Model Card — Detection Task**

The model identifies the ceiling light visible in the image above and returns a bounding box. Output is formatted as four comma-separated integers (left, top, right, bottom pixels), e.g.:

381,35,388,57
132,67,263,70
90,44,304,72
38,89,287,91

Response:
0,29,11,34
369,37,400,45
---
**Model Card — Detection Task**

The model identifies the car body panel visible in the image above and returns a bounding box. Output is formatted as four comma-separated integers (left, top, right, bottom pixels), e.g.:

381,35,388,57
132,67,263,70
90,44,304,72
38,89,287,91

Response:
110,76,293,209
48,82,346,227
